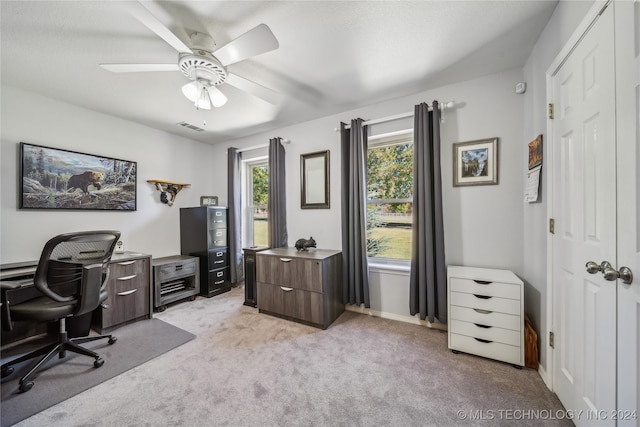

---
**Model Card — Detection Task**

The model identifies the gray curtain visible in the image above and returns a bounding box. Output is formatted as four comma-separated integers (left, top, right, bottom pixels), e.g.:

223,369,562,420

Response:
409,101,447,323
227,147,243,283
340,119,370,307
268,137,288,248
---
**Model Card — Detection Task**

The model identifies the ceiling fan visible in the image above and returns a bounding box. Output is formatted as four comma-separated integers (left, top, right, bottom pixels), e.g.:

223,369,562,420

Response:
100,2,281,110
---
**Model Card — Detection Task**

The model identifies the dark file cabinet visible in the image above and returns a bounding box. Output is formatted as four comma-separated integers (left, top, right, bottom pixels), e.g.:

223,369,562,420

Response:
180,206,231,298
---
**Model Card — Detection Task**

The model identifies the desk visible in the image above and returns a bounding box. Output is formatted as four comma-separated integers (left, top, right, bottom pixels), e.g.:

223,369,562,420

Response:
0,260,38,280
1,251,152,346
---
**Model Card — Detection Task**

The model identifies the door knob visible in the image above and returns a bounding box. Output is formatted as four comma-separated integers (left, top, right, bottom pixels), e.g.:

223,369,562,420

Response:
602,265,634,285
603,267,618,281
619,267,634,285
586,261,611,274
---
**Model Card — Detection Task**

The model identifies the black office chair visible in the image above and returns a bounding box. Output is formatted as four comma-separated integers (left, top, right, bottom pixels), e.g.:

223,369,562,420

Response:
0,230,120,392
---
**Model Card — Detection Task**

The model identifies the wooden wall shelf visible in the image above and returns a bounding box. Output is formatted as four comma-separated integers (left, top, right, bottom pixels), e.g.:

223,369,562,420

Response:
147,179,190,206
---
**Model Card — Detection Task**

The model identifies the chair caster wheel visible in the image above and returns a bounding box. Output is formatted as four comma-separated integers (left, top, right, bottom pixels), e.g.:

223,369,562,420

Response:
94,358,104,368
158,305,166,312
108,337,117,345
189,295,196,301
19,381,34,393
1,366,14,378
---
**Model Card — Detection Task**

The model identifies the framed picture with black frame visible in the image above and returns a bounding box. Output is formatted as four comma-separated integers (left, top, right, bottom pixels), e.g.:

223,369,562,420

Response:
19,142,137,210
300,150,330,209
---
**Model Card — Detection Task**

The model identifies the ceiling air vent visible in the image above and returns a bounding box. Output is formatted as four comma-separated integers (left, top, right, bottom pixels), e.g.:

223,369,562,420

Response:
177,121,205,132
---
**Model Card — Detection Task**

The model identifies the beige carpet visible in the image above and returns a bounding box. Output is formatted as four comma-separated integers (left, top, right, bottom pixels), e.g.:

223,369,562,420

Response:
12,286,571,427
1,319,194,427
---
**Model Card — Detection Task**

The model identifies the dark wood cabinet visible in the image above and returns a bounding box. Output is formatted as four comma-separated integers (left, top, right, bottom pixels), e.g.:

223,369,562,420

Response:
180,206,231,298
92,252,151,333
256,248,343,329
152,255,199,311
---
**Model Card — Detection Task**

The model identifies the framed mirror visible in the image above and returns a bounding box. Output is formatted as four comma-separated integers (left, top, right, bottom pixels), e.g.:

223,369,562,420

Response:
301,150,330,209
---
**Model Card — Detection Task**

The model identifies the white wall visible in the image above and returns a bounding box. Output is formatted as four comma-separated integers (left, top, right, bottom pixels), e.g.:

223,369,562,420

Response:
0,1,605,382
521,0,594,373
214,67,527,322
1,86,218,263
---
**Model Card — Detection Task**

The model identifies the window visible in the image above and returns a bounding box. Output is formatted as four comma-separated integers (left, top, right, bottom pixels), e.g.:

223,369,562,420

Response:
367,134,413,260
246,161,269,247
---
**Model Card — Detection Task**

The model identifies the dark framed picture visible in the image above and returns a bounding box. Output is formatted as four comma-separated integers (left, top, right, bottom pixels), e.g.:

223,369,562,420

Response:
452,137,499,187
19,142,137,210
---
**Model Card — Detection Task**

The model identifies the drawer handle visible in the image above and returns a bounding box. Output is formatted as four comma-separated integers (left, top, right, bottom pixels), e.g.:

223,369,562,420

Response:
214,260,224,264
473,308,493,314
216,252,223,257
473,280,492,285
474,338,493,344
474,323,491,329
279,258,292,263
214,280,225,285
214,241,225,245
116,260,136,266
216,271,224,277
473,294,492,300
117,274,137,281
280,286,294,292
116,289,138,296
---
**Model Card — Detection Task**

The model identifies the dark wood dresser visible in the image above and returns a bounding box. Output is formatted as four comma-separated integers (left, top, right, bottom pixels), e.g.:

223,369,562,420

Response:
256,248,343,329
91,252,152,333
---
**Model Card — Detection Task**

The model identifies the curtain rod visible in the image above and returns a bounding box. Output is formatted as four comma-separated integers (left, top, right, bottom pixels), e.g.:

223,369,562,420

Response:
233,138,290,153
335,100,456,131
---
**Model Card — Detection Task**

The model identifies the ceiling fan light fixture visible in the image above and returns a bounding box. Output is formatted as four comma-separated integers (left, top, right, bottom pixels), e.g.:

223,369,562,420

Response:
182,79,213,110
207,85,227,107
196,85,212,110
182,79,227,109
181,80,201,102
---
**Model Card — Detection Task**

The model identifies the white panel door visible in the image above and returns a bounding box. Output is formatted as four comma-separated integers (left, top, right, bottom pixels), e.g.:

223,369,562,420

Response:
551,3,617,425
615,1,640,424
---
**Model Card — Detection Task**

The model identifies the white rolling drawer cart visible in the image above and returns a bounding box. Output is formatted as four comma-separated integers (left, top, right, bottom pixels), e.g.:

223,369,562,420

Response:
447,265,524,367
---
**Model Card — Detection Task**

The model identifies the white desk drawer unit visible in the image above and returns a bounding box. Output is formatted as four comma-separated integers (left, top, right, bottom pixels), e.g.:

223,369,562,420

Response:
447,266,524,367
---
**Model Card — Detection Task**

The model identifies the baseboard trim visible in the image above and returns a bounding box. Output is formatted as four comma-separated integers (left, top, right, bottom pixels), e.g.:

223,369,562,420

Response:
345,305,447,331
538,363,551,390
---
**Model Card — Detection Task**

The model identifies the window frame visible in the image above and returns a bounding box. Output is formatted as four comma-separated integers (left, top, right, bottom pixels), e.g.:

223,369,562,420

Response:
244,157,269,248
366,129,414,264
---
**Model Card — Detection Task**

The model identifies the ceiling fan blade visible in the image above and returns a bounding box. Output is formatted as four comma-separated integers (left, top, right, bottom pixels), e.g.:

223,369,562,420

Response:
214,24,279,66
128,1,192,54
226,73,283,105
100,64,179,73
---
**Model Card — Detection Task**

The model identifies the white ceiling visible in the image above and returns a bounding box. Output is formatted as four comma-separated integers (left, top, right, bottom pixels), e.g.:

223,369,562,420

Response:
1,1,558,145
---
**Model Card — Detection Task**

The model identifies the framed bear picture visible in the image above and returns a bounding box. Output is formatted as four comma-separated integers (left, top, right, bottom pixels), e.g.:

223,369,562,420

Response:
19,142,137,211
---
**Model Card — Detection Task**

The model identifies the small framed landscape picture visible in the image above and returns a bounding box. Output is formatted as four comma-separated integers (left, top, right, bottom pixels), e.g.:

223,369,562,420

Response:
452,137,499,187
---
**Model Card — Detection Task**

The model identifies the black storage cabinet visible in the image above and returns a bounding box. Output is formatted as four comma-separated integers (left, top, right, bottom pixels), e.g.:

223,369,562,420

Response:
179,206,231,298
242,246,269,307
